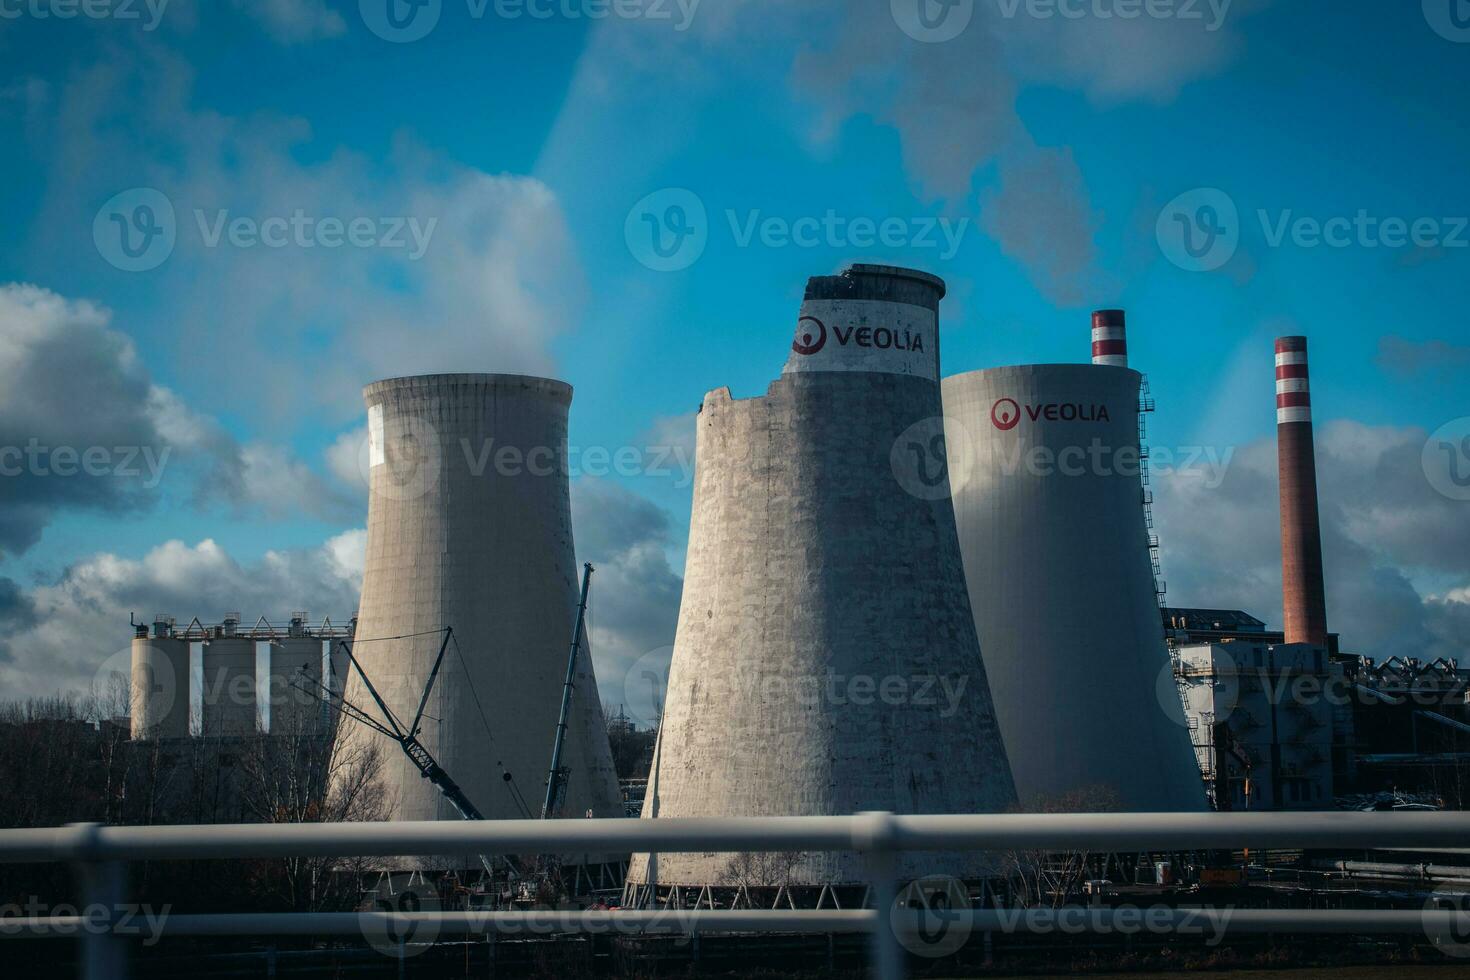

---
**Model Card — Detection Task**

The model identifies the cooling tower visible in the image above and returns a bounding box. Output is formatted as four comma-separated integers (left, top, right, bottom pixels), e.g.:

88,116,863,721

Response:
344,375,622,832
630,265,1017,888
1275,336,1329,647
942,316,1204,812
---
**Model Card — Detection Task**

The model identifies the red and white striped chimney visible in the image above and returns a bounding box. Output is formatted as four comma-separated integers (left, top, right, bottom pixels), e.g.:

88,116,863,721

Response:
1092,310,1127,367
1275,336,1329,647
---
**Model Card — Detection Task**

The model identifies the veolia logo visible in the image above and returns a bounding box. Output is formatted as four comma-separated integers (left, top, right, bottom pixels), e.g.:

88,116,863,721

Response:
992,397,1112,429
793,315,927,357
792,316,827,355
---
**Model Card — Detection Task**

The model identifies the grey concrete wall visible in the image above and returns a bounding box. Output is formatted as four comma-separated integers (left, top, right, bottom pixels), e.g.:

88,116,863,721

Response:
630,267,1017,887
265,638,331,735
942,364,1205,812
343,374,622,838
199,638,260,736
130,636,190,739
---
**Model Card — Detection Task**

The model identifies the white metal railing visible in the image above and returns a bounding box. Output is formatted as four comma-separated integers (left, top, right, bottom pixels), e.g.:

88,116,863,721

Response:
4,811,1470,980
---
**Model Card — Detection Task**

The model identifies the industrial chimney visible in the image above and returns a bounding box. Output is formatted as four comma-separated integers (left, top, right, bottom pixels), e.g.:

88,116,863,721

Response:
1091,309,1128,367
627,265,1016,894
342,375,623,840
1275,337,1329,647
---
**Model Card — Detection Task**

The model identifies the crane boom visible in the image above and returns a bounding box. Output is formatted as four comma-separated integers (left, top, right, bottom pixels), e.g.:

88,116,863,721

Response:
542,563,593,820
291,628,512,876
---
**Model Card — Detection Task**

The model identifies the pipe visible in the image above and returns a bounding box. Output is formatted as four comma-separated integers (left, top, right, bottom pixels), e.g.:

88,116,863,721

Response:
6,812,1470,864
6,908,1464,940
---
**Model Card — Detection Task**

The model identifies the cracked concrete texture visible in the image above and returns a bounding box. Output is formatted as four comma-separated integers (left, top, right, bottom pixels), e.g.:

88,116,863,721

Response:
631,267,1017,886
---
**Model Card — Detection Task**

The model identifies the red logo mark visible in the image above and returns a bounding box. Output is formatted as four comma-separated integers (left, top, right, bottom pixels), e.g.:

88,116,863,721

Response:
792,316,827,356
991,398,1020,431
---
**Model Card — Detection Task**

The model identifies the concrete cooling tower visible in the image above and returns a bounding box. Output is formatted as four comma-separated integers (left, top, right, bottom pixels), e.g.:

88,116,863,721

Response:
629,265,1017,889
343,375,622,834
941,312,1205,812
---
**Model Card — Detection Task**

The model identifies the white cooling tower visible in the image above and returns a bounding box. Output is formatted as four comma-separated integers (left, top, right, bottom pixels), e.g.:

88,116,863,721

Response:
629,266,1017,888
942,323,1205,811
343,375,622,830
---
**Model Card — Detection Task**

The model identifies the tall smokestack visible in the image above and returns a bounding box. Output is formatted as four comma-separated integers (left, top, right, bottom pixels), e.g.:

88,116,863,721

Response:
1092,309,1128,367
1275,336,1329,647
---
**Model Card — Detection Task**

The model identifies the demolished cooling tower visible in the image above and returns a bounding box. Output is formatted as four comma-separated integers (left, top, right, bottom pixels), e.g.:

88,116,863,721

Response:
629,266,1017,889
343,375,622,832
942,314,1205,812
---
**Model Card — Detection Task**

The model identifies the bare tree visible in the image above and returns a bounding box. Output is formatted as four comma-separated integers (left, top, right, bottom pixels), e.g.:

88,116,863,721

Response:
237,712,395,910
716,851,806,889
999,784,1123,907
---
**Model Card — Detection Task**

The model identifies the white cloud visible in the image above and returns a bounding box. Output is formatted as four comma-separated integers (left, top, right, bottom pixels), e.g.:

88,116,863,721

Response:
637,412,697,470
562,1,1266,302
1156,419,1470,662
570,479,683,694
980,143,1101,306
0,284,169,555
0,283,352,551
990,0,1257,103
0,476,684,711
0,533,365,702
230,0,346,43
29,43,584,427
326,425,369,496
194,442,355,521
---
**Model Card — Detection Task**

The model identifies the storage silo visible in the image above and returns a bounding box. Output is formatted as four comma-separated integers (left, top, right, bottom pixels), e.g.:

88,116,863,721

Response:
199,636,261,736
129,617,189,740
343,375,622,830
941,312,1205,811
629,266,1017,890
264,617,336,735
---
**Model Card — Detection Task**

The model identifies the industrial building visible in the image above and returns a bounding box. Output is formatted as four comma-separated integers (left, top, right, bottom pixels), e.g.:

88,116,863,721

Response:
105,275,1464,912
1332,654,1470,805
1163,607,1341,656
941,311,1205,812
1176,640,1336,809
343,374,623,834
1168,336,1340,810
628,265,1017,894
1167,335,1469,811
129,612,350,740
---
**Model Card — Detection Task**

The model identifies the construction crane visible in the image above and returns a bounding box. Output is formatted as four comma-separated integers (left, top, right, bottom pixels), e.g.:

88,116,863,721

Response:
512,564,596,901
292,627,511,879
296,565,597,899
541,562,594,821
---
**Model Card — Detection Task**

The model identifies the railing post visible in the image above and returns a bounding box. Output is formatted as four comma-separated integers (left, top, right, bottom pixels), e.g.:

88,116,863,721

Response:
855,812,903,980
68,823,129,980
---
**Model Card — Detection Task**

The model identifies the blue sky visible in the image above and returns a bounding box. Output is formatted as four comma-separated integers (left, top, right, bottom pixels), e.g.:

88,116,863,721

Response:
1,0,1467,698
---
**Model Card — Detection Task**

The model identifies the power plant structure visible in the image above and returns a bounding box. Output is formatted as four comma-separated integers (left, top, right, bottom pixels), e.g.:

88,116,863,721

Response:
1275,336,1330,647
130,612,350,740
941,311,1206,812
627,265,1018,896
342,374,623,839
1173,335,1343,810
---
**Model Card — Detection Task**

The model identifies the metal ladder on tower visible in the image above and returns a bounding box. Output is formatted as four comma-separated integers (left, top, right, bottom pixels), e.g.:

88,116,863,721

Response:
1138,374,1181,675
